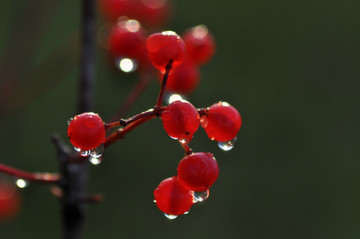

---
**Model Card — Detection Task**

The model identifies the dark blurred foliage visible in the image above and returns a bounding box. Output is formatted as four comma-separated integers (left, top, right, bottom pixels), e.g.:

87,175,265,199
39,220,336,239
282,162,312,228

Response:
0,0,360,238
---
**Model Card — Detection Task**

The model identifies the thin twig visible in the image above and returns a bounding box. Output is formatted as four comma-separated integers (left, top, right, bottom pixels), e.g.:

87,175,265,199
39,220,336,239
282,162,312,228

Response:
155,60,173,108
0,164,61,184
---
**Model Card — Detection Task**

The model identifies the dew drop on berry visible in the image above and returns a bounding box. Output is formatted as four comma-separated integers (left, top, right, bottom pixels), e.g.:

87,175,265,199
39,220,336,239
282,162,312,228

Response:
153,200,157,203
15,178,28,189
184,210,190,215
165,93,186,105
115,57,138,73
67,118,74,125
74,147,82,152
217,137,237,151
193,190,209,203
89,157,102,165
80,150,90,157
164,213,177,220
89,144,104,158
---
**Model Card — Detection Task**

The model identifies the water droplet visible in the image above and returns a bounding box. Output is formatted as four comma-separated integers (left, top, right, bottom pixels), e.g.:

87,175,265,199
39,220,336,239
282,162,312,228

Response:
217,137,237,151
179,138,189,144
15,179,28,189
80,150,90,157
153,200,157,203
115,57,138,73
90,144,104,158
164,214,177,220
89,157,102,165
164,92,187,105
193,190,209,203
74,147,81,152
67,118,73,125
184,210,190,215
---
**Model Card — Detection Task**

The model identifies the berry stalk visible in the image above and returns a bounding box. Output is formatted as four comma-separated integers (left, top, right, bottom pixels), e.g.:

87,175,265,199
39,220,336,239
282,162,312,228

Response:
155,60,173,108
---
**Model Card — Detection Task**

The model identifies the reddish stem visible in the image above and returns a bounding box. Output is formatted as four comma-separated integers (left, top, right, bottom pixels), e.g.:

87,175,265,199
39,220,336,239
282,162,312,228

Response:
0,163,61,184
197,107,209,117
105,108,162,147
155,60,173,108
179,141,193,155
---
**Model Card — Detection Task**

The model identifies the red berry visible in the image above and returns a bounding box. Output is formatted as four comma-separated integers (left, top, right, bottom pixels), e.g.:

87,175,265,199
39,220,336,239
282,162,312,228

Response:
163,61,200,94
0,181,21,220
135,0,172,27
177,152,219,192
161,100,200,142
153,176,194,216
146,31,185,73
183,25,215,65
201,102,242,142
108,19,148,67
67,112,106,151
98,0,135,22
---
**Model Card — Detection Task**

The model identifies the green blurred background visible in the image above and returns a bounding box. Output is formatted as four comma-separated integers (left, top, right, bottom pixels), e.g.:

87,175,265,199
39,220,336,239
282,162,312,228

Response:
1,0,360,238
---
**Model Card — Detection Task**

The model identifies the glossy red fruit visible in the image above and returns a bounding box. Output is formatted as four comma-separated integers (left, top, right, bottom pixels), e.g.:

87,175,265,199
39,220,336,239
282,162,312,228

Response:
161,100,200,142
67,112,106,151
98,0,135,22
163,61,200,94
146,31,185,73
108,19,148,67
183,25,215,65
0,181,21,220
177,152,219,192
201,102,242,142
153,176,194,216
135,0,172,27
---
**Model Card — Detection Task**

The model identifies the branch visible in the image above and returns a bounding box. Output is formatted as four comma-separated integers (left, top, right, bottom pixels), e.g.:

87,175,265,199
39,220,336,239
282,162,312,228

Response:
0,163,61,184
60,0,96,239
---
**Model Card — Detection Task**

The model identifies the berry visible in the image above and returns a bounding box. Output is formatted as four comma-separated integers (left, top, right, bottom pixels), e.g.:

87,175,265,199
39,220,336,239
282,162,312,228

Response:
177,152,219,192
161,100,200,142
0,181,21,220
201,102,241,142
67,112,106,151
153,176,194,216
183,25,215,65
108,19,148,67
162,60,200,94
135,0,171,27
146,31,185,73
98,0,135,22
98,0,171,27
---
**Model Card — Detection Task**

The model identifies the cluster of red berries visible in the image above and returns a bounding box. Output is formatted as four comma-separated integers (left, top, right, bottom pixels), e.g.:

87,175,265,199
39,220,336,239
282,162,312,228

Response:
154,152,218,218
66,30,242,219
154,99,240,218
100,0,215,96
